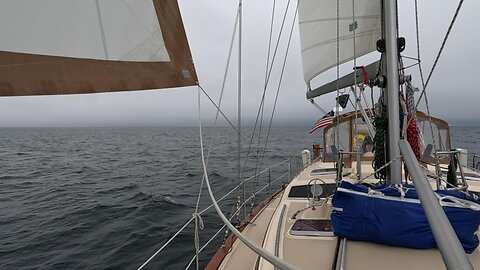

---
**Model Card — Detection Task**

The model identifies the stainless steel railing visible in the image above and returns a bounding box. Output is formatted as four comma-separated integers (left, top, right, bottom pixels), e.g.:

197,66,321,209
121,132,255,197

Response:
434,150,468,190
137,155,303,270
473,154,480,171
399,140,473,270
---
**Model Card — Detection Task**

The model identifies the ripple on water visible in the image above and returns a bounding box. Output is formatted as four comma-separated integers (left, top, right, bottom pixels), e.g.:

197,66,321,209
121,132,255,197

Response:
1,126,478,269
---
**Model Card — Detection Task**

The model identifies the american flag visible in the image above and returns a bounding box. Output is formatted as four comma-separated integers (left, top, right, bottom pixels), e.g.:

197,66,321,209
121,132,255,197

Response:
309,110,334,134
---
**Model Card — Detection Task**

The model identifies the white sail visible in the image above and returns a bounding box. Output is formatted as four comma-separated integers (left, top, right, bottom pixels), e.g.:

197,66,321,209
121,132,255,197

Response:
0,0,197,96
0,0,169,62
298,0,381,83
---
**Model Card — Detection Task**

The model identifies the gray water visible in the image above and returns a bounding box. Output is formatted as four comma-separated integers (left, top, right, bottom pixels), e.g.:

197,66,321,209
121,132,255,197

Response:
0,126,479,269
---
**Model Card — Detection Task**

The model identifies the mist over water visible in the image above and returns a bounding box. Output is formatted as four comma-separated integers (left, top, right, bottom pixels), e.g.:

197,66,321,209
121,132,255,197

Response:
0,126,478,269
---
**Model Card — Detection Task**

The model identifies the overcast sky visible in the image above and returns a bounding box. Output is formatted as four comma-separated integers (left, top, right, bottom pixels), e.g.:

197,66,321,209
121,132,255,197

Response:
0,0,478,127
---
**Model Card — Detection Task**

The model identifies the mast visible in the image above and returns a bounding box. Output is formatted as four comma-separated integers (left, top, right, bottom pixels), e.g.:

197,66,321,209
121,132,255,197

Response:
383,0,402,184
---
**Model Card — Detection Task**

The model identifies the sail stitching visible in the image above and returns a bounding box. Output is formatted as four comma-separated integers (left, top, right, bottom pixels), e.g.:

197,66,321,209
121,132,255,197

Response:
301,29,380,53
94,0,109,60
299,15,379,24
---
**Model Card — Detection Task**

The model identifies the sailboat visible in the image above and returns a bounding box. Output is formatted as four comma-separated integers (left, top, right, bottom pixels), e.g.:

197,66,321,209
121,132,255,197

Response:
1,0,480,269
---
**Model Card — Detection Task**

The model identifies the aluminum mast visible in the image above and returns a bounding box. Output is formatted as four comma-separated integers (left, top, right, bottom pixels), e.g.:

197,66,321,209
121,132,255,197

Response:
383,0,402,184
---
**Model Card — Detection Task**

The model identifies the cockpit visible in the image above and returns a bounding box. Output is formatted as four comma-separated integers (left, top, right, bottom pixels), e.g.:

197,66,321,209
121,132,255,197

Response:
321,110,451,165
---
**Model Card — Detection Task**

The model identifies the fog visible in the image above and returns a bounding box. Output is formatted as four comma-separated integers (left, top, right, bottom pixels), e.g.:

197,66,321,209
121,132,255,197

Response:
0,0,478,127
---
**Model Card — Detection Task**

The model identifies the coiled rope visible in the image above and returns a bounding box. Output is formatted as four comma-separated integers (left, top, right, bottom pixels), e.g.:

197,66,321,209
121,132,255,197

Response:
405,83,421,180
373,109,388,180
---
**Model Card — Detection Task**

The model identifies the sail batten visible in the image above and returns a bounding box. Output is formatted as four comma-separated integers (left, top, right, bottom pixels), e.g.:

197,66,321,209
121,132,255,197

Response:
0,0,197,96
298,0,381,83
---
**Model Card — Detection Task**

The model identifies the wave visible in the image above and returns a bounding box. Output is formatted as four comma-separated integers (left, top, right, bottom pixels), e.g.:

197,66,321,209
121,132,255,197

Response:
95,183,139,194
128,191,186,207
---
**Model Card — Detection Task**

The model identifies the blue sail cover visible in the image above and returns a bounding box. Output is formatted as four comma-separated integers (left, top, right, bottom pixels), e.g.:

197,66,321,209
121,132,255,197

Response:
331,181,480,253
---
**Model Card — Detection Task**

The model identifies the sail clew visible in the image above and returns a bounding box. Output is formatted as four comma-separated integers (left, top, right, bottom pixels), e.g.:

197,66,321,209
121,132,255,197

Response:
0,0,197,96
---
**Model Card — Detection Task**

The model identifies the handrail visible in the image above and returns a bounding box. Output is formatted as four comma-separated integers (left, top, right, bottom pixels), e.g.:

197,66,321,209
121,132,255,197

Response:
199,122,300,270
399,139,473,270
186,172,282,269
184,172,289,269
137,156,299,270
184,224,227,269
473,154,480,170
433,149,468,190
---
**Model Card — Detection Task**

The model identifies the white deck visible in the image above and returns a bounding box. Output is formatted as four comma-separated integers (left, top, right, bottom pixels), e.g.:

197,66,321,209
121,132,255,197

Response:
214,160,480,269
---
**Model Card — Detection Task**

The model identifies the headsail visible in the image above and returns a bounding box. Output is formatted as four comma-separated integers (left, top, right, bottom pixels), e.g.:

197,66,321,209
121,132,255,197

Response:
298,0,381,83
0,0,197,96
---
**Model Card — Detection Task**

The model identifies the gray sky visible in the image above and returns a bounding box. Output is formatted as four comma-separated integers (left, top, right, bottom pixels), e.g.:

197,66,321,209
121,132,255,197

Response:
0,0,478,127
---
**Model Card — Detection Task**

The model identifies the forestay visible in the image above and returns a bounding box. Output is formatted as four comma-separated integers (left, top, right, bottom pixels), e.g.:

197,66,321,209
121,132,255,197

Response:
298,0,381,83
0,0,197,96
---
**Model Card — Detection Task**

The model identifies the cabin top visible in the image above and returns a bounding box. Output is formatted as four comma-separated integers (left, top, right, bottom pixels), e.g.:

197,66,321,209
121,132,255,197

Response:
321,110,451,164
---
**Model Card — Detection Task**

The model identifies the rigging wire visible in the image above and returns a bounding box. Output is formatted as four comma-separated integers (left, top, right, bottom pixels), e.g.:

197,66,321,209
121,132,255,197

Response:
192,6,241,267
310,99,328,115
197,86,257,155
415,0,465,108
351,0,362,181
335,0,340,172
237,0,244,224
252,0,277,210
412,0,467,172
249,1,298,200
412,0,464,186
193,4,239,216
413,0,426,89
237,0,293,212
263,3,299,156
197,79,300,270
137,157,292,269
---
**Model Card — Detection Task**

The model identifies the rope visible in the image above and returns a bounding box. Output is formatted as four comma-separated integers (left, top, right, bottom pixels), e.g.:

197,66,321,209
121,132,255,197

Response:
193,213,204,270
190,6,242,268
197,75,300,270
239,0,293,214
195,5,243,230
137,156,293,270
416,0,465,107
360,155,402,183
372,108,388,181
404,83,420,180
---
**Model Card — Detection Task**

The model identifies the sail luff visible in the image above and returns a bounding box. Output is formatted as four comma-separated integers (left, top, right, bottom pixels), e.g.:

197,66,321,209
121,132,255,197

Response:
0,0,197,96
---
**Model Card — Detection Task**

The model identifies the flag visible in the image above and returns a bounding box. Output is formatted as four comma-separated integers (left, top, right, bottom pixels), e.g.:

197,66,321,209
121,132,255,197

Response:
309,110,334,134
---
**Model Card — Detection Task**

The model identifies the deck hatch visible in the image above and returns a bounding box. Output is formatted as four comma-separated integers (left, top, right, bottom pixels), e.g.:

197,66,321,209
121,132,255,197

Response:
290,219,334,236
310,168,337,175
288,184,337,198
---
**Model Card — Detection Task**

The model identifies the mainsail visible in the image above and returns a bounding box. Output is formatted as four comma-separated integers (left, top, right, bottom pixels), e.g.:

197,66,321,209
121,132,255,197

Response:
0,0,197,96
298,0,381,83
